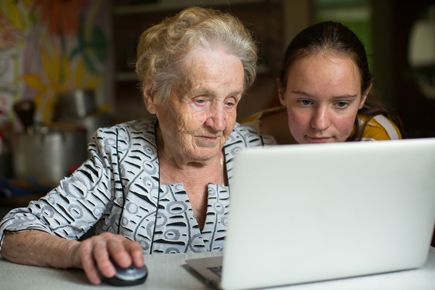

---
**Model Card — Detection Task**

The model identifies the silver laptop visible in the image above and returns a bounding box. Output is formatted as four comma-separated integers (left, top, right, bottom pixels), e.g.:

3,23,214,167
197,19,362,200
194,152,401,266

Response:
186,138,435,290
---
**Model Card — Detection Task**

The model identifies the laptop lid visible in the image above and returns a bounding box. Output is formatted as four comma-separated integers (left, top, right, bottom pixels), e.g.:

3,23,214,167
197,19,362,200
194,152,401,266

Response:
216,138,435,290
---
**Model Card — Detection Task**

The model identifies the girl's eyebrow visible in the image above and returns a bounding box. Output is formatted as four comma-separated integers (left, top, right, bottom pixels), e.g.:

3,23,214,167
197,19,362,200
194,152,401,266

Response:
332,95,358,100
291,90,358,99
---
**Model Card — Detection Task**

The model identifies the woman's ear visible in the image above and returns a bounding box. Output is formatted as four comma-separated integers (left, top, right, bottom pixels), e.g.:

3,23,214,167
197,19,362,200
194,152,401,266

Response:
359,83,372,109
276,78,286,106
143,85,157,114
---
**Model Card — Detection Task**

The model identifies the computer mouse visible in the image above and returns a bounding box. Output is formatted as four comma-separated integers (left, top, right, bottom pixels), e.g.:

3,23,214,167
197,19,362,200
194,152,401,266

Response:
100,257,148,286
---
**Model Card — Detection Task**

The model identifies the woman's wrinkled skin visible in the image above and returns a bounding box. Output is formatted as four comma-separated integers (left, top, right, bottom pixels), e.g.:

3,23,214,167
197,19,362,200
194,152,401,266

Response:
144,47,245,167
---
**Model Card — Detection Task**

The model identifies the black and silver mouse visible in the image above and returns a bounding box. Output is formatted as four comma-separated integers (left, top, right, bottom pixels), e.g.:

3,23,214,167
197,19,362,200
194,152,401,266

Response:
101,257,148,286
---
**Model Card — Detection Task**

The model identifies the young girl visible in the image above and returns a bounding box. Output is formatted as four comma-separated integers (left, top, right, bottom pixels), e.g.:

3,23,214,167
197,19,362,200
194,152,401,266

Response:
243,21,402,144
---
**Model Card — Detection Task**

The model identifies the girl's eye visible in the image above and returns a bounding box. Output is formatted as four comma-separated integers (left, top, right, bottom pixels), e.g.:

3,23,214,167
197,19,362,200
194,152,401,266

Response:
336,102,349,108
298,100,312,106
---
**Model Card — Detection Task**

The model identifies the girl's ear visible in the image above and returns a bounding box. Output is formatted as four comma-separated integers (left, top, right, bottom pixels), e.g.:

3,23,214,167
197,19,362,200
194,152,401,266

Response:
276,78,286,106
143,84,157,114
359,83,372,109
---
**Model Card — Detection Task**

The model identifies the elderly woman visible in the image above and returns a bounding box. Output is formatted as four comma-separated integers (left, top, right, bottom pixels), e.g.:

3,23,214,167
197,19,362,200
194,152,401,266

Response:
0,7,274,285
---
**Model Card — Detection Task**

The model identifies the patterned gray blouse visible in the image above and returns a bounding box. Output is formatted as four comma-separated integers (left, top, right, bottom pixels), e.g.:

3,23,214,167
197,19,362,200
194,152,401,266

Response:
0,119,274,257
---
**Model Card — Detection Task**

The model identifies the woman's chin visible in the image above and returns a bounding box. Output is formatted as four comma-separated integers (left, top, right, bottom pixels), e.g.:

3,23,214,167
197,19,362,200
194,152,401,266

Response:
185,148,221,164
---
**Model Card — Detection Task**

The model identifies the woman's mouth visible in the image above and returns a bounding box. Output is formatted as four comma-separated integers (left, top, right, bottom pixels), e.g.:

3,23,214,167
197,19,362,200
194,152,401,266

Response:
195,135,221,147
201,136,218,141
306,136,331,143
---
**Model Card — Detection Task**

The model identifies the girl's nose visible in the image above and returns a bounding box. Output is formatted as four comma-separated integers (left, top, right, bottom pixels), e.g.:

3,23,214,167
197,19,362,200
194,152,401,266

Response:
311,107,331,131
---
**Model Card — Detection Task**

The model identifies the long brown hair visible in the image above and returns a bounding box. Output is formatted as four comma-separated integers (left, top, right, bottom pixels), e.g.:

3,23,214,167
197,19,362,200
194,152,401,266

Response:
277,21,400,141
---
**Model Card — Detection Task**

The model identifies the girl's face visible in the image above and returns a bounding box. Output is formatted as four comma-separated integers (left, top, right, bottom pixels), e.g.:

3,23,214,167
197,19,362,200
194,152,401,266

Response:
278,53,369,144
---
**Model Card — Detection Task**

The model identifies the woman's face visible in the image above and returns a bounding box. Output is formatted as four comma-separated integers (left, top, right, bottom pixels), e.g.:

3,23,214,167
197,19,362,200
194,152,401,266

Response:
278,53,368,144
149,47,244,163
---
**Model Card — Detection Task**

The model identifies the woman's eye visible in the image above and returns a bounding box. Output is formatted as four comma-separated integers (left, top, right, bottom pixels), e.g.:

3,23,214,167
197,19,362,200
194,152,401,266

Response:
224,97,238,108
336,101,349,108
298,100,312,106
194,99,206,104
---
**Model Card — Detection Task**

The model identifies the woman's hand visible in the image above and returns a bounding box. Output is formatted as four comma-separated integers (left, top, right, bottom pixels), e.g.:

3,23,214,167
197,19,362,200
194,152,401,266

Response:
1,231,144,285
74,232,144,285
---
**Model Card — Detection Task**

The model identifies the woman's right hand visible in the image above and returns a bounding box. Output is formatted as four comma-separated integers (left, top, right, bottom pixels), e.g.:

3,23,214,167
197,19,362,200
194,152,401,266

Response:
71,232,145,285
1,231,144,285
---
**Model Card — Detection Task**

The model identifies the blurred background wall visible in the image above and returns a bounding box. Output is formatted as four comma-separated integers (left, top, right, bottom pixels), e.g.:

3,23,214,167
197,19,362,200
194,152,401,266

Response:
0,0,113,128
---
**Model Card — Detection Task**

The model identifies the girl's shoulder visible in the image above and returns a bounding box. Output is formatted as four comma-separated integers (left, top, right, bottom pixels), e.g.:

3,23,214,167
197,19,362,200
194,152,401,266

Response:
358,114,402,141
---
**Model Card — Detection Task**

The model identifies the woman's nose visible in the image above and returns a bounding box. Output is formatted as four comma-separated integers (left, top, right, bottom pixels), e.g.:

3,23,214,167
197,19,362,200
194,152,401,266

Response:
205,104,227,132
311,107,331,131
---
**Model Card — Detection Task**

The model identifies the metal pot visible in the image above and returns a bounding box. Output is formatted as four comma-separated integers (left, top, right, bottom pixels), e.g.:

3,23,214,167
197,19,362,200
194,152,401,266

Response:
54,90,113,144
55,90,97,119
12,125,87,185
56,112,113,145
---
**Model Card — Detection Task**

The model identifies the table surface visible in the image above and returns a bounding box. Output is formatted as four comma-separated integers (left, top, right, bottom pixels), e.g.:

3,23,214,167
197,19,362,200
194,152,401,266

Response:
1,247,435,290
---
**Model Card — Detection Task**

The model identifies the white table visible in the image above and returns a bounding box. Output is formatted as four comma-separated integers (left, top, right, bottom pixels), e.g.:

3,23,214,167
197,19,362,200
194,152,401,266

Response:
1,247,434,290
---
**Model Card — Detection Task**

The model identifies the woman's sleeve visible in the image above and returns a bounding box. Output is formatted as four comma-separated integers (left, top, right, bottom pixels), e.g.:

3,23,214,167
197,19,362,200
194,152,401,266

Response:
261,134,277,146
0,128,116,256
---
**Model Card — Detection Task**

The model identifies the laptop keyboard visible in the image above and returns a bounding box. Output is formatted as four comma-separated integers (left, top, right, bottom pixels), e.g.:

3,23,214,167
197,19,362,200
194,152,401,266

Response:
208,266,223,277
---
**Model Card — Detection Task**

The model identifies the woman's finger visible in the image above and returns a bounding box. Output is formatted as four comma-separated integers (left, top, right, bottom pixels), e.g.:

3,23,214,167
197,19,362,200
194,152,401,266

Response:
107,238,132,268
124,240,145,268
80,239,101,285
92,237,115,279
